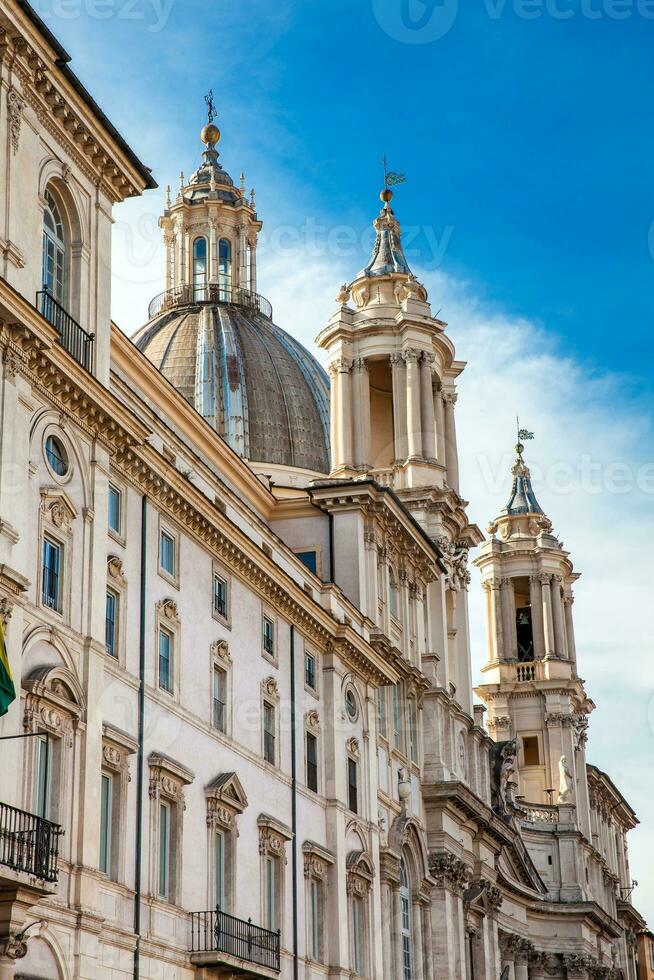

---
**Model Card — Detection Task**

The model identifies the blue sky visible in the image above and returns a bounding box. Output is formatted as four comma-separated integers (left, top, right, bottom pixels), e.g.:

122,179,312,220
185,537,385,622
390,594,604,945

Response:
33,0,654,921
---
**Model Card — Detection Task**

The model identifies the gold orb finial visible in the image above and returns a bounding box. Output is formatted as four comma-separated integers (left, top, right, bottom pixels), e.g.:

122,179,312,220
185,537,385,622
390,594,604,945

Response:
380,187,393,203
201,123,220,147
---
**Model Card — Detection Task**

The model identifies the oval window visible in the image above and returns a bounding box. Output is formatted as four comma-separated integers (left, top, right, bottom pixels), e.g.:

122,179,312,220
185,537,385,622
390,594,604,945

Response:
45,435,68,477
345,688,358,722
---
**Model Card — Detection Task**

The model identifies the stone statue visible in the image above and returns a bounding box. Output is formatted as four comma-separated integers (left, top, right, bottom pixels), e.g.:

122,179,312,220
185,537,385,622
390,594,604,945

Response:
558,755,573,803
490,738,518,819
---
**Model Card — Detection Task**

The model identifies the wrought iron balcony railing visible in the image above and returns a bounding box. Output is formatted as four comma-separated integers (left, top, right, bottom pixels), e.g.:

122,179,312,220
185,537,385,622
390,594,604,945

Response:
0,801,62,883
147,281,273,321
190,908,280,972
37,290,95,373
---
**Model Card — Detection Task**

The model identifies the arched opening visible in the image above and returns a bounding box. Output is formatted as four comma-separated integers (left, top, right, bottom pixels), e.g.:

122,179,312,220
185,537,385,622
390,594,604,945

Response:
514,576,534,662
219,238,232,299
193,236,208,300
369,358,394,471
42,189,67,305
400,857,412,979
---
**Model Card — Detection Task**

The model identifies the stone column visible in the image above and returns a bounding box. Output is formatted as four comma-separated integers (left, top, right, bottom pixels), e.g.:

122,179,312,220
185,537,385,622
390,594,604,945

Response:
433,381,446,464
551,575,567,658
490,578,504,661
392,886,403,979
405,349,422,460
412,900,425,980
249,241,257,292
500,577,517,660
540,573,555,658
443,391,460,492
184,230,191,284
381,881,392,978
208,218,218,284
176,229,185,286
528,575,545,660
420,352,436,461
391,353,408,462
335,357,353,471
238,226,247,286
328,363,340,473
421,900,434,980
514,950,529,980
528,952,550,980
352,357,371,470
563,594,577,667
164,233,173,289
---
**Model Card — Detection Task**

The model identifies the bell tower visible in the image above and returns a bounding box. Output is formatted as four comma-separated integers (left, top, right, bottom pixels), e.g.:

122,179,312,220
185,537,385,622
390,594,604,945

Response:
474,436,594,836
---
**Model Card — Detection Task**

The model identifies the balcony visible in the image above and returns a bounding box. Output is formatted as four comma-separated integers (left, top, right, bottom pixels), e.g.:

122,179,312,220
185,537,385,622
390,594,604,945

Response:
147,282,273,321
37,290,95,372
190,909,280,976
0,801,62,884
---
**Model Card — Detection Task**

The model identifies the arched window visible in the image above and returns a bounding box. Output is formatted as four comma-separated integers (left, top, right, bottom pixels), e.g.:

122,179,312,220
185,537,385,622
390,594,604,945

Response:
193,237,207,300
42,190,66,304
400,858,412,980
219,238,232,298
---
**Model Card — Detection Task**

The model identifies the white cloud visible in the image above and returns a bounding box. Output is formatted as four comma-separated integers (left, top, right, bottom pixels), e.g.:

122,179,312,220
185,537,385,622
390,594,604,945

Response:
111,222,654,925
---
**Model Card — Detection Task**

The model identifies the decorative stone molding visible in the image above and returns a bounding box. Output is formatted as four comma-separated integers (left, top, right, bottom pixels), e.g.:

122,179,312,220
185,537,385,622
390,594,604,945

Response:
487,715,511,731
428,852,472,893
0,934,28,960
210,639,231,666
205,772,248,831
346,736,360,757
148,752,194,809
7,88,24,154
545,712,573,728
107,555,127,587
346,850,374,897
258,813,292,864
156,597,180,626
302,840,334,880
0,596,13,628
261,676,279,700
305,709,320,731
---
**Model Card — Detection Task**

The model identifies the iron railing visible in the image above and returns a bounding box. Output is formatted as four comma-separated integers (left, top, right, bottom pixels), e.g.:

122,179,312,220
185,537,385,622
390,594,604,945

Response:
190,908,280,972
37,290,95,372
147,282,273,321
0,801,62,883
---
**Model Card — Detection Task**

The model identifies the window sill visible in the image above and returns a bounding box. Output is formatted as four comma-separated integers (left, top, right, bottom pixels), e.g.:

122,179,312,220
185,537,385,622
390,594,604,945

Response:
211,609,232,630
108,527,126,548
261,648,278,668
158,567,179,590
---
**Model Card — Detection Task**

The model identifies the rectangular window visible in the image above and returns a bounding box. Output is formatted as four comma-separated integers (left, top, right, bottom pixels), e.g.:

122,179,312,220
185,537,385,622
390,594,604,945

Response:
262,615,275,657
352,896,363,975
158,627,172,692
108,485,122,534
42,537,61,611
348,757,358,814
34,734,51,819
310,878,321,960
306,732,318,793
212,667,226,732
99,773,113,875
305,651,316,690
263,702,275,764
158,802,171,900
105,590,118,657
377,689,387,739
160,529,175,577
265,855,277,932
215,830,225,910
213,573,228,618
523,735,540,767
296,550,317,574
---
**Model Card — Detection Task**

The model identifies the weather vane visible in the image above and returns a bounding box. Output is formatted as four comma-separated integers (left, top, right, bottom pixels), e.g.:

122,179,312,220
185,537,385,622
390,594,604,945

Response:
516,416,534,457
381,154,407,190
205,89,217,124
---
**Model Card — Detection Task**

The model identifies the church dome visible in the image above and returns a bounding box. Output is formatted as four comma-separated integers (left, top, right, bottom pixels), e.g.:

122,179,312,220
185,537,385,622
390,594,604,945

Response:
133,288,331,474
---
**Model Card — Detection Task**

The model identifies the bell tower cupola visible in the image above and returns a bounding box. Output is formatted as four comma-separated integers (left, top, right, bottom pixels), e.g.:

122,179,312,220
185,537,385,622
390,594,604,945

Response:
474,433,594,837
316,186,464,497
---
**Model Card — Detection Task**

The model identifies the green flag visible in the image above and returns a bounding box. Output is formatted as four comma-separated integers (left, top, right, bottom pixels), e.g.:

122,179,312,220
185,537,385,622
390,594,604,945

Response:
0,619,15,716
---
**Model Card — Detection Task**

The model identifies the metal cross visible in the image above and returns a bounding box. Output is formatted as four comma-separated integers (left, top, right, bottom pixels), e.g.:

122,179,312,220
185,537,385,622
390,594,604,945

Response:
205,89,217,124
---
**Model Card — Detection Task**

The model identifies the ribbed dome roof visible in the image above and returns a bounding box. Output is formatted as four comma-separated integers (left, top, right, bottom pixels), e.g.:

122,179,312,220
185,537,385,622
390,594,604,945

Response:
133,294,330,474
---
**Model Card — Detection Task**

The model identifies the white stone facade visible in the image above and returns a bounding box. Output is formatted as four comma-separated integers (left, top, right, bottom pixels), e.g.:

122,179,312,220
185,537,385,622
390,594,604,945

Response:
0,4,647,980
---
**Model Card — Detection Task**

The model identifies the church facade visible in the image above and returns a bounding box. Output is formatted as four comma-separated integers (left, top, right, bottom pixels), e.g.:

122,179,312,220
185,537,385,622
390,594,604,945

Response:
0,3,647,979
